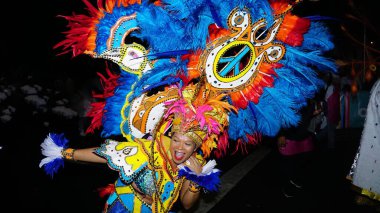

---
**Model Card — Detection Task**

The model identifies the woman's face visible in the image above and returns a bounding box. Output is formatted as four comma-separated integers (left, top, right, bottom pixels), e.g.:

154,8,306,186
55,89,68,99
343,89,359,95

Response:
169,132,196,165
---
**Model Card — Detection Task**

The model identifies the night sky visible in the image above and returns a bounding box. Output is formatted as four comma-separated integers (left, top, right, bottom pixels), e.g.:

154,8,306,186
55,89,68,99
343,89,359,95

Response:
1,0,379,212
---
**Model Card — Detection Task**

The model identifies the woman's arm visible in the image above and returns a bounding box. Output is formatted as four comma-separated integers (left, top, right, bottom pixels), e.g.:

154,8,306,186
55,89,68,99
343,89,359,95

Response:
64,147,107,163
177,157,221,210
39,133,107,176
179,155,202,210
180,179,201,210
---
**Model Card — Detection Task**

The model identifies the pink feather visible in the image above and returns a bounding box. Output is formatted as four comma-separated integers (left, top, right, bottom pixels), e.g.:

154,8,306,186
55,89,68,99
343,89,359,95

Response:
195,105,213,129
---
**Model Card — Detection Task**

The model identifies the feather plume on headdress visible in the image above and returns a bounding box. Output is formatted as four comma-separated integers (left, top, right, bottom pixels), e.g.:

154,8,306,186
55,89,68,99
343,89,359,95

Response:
50,0,337,158
163,87,236,158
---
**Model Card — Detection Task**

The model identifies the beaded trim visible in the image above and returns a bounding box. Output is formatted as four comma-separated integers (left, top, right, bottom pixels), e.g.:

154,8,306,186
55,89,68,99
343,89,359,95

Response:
188,181,201,193
61,148,75,161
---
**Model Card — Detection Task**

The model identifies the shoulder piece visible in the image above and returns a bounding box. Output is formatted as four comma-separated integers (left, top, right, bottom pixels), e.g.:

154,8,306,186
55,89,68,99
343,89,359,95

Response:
96,139,152,183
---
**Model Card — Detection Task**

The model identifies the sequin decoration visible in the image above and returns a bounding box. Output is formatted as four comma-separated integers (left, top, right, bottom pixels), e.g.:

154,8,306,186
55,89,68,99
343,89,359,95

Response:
135,169,156,196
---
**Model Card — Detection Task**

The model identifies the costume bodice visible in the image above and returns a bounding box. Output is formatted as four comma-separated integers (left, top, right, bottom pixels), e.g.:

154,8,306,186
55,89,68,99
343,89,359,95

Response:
135,168,156,196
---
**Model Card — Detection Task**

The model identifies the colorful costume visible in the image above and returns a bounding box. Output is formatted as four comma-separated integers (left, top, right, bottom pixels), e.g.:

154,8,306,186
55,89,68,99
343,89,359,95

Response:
40,0,337,212
96,136,199,212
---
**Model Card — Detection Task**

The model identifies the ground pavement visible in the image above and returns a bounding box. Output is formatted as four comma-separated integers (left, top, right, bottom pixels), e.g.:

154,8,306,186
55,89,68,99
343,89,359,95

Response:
188,128,380,213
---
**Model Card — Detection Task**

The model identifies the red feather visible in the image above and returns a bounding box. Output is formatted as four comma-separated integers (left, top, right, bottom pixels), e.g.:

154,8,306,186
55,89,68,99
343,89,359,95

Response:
234,133,262,155
85,102,106,134
277,14,310,47
207,23,230,42
85,66,120,134
97,184,115,198
213,130,229,158
54,0,143,56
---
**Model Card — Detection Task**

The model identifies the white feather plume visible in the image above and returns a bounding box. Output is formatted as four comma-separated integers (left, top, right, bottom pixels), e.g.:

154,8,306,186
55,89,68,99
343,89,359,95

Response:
39,133,64,168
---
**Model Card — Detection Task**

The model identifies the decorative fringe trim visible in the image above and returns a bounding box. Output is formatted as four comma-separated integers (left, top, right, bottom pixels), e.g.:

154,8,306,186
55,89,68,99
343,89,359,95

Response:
39,133,69,177
178,160,221,192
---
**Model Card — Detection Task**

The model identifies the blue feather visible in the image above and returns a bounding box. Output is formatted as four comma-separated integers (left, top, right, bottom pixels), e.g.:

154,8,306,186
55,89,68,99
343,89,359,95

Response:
130,58,187,101
229,100,280,139
207,0,274,28
264,87,300,128
206,1,224,27
141,77,181,93
143,50,191,60
136,5,202,52
305,15,341,22
178,167,221,192
276,67,321,102
251,100,281,137
274,75,308,108
102,71,138,137
287,46,337,72
95,4,141,54
44,158,65,178
228,106,258,141
40,133,69,178
287,61,319,90
302,22,335,52
50,132,69,147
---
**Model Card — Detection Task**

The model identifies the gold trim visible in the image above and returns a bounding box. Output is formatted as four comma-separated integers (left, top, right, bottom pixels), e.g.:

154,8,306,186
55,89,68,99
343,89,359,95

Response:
61,148,76,161
361,188,380,202
184,132,203,147
351,184,380,202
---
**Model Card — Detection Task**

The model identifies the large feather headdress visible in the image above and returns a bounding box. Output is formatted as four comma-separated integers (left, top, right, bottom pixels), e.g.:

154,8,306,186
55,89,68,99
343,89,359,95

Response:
54,0,337,158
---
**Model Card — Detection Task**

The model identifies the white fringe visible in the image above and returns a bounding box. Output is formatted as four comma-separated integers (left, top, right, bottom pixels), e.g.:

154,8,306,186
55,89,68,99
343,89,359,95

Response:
178,159,219,176
38,133,64,168
201,159,218,175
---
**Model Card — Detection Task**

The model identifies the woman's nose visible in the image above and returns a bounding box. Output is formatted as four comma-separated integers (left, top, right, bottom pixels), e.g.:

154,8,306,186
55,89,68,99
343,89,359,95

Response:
177,142,185,149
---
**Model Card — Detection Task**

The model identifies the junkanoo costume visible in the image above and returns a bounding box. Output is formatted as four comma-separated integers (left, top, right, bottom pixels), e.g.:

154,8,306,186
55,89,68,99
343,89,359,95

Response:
348,79,380,201
39,0,337,212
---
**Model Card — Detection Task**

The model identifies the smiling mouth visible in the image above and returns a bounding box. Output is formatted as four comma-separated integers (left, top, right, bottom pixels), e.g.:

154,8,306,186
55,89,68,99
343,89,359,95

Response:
174,151,185,161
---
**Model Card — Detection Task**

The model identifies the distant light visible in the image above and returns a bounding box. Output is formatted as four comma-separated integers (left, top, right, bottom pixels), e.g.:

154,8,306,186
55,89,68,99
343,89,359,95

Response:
370,41,374,45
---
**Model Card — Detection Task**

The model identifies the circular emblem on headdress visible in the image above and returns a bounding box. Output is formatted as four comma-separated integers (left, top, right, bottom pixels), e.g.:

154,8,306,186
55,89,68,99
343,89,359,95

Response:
200,7,285,91
213,41,256,83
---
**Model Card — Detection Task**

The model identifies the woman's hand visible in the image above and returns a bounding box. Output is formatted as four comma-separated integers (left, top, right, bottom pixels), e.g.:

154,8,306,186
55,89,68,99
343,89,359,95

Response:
183,156,202,174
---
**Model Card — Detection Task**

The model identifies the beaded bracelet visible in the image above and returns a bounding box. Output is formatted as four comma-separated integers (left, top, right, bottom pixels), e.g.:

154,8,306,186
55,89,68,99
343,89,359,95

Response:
188,181,201,193
62,148,76,161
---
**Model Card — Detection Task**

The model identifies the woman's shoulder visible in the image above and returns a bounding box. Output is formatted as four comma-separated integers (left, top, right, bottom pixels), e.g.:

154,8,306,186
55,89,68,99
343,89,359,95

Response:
96,139,151,183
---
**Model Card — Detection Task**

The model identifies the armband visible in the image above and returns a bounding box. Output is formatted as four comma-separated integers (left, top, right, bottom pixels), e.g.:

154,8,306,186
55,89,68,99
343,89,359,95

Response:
62,148,76,161
188,181,202,193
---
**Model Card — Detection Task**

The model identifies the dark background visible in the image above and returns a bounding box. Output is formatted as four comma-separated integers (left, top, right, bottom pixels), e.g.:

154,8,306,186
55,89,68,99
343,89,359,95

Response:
1,0,379,212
